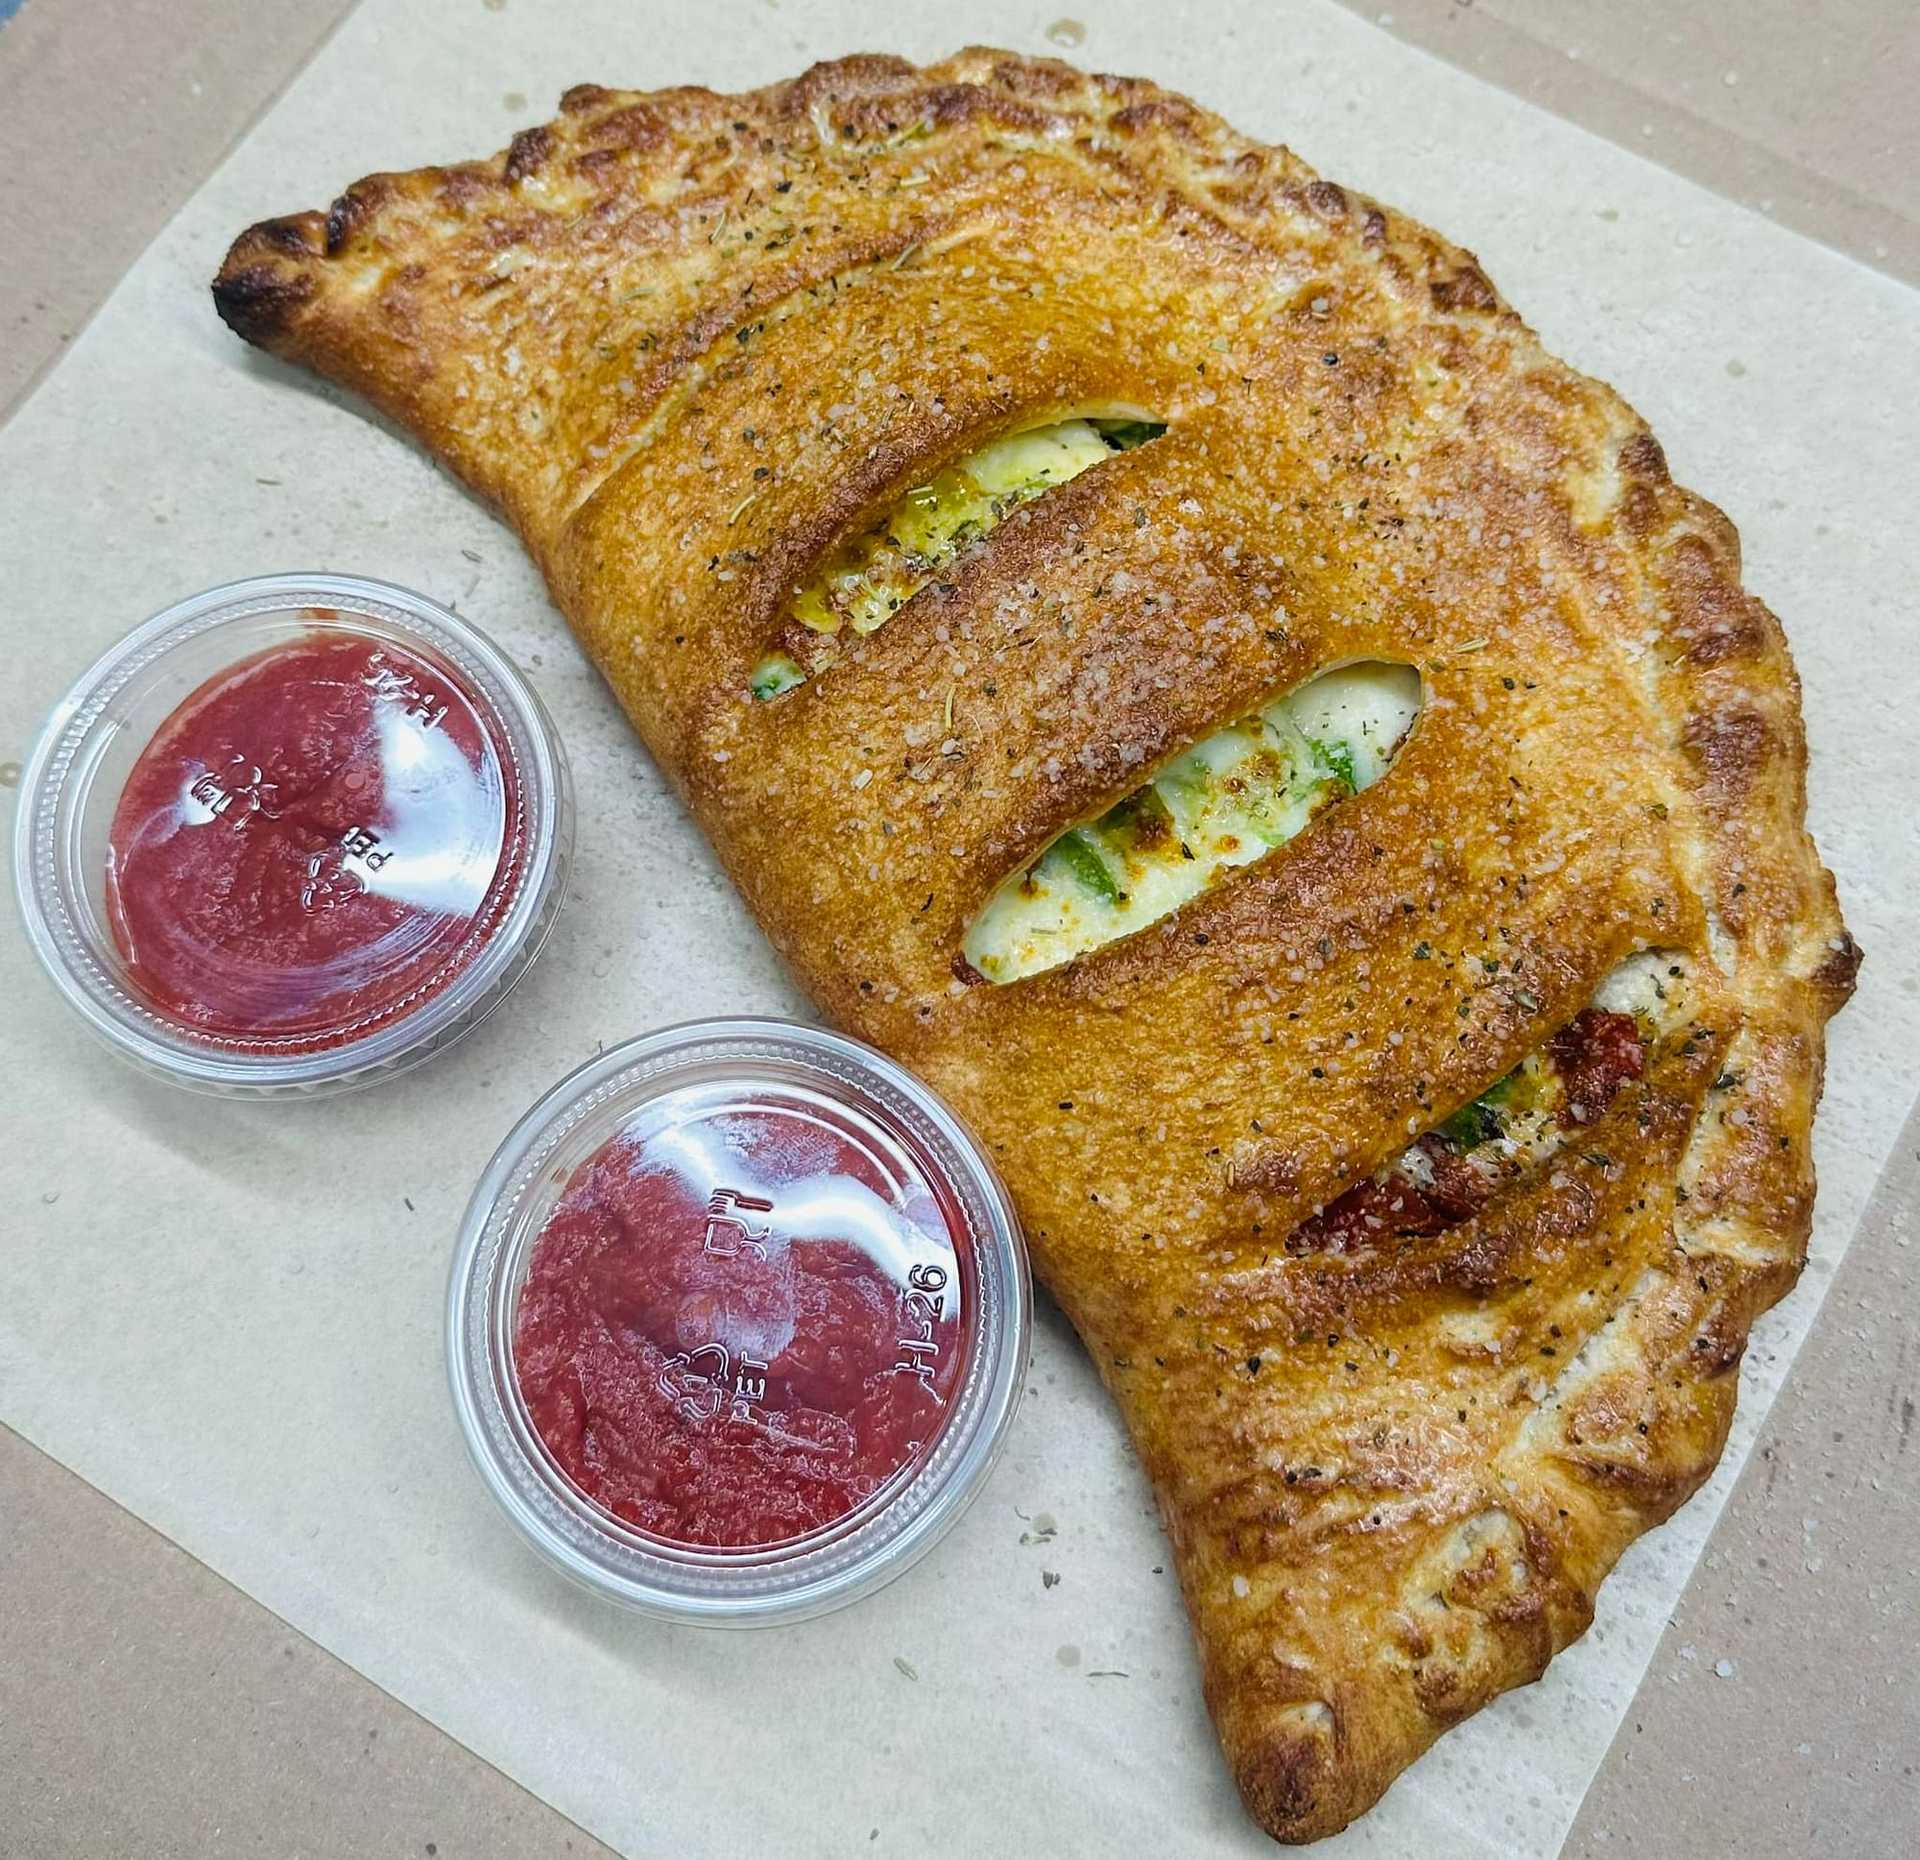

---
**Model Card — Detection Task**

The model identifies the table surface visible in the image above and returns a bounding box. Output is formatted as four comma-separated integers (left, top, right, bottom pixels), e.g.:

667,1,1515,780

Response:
1,3,1914,1854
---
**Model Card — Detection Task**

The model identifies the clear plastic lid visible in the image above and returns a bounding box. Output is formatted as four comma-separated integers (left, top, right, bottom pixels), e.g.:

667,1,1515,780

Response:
12,574,573,1094
447,1019,1030,1624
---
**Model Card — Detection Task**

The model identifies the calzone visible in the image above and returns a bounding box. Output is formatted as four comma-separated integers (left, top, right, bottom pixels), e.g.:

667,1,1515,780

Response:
214,50,1857,1842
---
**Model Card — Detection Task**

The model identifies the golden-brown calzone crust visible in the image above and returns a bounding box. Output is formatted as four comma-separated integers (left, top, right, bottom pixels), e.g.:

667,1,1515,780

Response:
214,50,1857,1843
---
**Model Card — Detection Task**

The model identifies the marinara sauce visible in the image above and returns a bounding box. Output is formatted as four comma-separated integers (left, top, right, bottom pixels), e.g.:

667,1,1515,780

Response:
105,631,523,1048
513,1086,971,1551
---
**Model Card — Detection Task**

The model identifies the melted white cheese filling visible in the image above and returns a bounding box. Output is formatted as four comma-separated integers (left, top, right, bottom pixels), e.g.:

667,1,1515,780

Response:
964,661,1423,982
751,416,1163,699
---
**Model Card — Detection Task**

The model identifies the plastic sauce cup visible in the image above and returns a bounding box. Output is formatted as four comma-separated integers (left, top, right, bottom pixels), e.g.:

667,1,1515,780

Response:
448,1019,1031,1623
14,574,573,1095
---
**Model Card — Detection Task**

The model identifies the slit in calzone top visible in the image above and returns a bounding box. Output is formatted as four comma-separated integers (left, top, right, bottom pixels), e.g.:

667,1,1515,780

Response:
756,413,1166,698
965,660,1421,981
1286,948,1690,1255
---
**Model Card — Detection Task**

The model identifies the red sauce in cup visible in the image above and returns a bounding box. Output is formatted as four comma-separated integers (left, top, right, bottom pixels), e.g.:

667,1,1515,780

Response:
513,1095,970,1550
105,632,523,1048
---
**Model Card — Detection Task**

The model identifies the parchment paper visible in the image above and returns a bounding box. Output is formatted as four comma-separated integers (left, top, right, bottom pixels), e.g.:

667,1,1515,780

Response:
3,3,1916,1854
